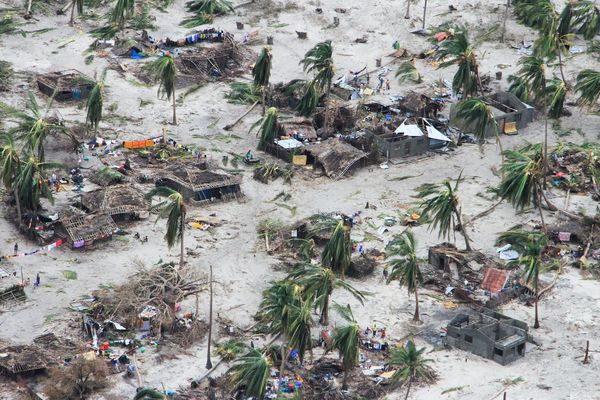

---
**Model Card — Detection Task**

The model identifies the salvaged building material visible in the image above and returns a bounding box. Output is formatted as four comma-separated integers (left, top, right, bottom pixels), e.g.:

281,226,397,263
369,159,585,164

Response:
447,310,528,365
55,213,119,247
0,345,49,375
304,139,367,179
398,91,443,118
80,185,149,220
36,69,94,101
156,164,242,203
450,91,534,137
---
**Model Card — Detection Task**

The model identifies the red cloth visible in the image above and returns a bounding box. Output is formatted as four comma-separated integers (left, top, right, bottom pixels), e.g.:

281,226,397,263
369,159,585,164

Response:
433,32,449,41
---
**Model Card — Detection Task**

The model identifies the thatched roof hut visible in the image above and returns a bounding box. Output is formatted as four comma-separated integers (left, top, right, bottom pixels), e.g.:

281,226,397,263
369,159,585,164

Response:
80,185,149,220
304,139,367,179
156,165,242,203
0,345,49,375
36,69,94,101
56,213,119,247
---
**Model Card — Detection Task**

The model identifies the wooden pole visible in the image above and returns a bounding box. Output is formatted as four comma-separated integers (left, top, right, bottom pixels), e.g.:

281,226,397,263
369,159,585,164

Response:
584,340,590,364
206,265,213,369
503,392,507,400
223,101,259,131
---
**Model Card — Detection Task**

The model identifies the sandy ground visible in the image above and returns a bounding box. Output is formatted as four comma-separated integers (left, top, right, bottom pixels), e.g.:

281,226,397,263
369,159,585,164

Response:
1,0,600,398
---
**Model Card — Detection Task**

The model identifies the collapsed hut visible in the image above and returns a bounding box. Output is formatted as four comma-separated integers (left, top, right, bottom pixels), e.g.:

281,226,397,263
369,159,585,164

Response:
36,69,94,101
80,185,149,221
55,213,119,248
398,91,443,118
176,36,255,83
304,139,368,179
0,270,26,309
155,164,242,203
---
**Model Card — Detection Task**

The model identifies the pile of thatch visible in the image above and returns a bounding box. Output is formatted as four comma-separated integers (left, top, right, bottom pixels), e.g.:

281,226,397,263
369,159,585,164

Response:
89,262,208,338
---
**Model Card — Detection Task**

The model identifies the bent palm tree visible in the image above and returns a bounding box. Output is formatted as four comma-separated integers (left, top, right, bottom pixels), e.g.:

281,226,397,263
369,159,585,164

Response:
497,143,549,231
252,47,272,115
389,340,436,400
455,98,501,154
546,78,567,119
17,155,62,211
111,0,135,30
146,187,186,267
327,304,360,390
496,230,547,328
288,263,366,326
253,107,278,151
149,55,177,125
435,30,481,98
385,231,423,322
296,79,319,117
575,69,600,107
86,69,107,133
258,280,302,377
416,173,472,250
1,92,73,162
301,41,334,130
396,60,422,84
228,349,270,400
0,133,22,223
321,218,352,277
287,297,314,364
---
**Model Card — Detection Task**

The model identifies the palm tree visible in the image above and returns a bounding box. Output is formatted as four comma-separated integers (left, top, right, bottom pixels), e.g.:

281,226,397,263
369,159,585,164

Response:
146,187,186,267
416,173,472,250
454,98,501,154
228,349,270,400
396,60,422,84
327,304,360,390
149,55,177,125
435,30,481,98
111,0,135,30
86,69,107,134
301,41,334,130
496,230,548,328
511,56,553,183
497,143,549,232
133,388,166,399
385,231,423,322
421,0,429,30
296,79,319,117
388,340,436,400
321,218,352,277
254,107,278,151
287,296,314,365
575,69,600,107
404,0,412,19
0,92,72,162
0,133,22,224
68,0,83,25
16,155,62,211
572,1,600,40
258,280,302,377
252,47,272,115
288,263,366,326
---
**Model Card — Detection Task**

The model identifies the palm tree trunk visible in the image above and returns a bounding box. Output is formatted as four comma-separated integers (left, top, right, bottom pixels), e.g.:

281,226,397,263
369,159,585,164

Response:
206,265,214,369
542,96,548,189
495,131,505,163
413,286,420,322
404,0,411,19
342,370,348,390
261,85,266,116
404,379,413,400
500,0,510,43
421,0,428,30
179,216,185,268
536,186,547,233
556,47,567,87
279,341,287,378
533,279,540,329
12,172,22,226
454,209,472,250
320,292,330,326
69,1,75,25
172,91,177,125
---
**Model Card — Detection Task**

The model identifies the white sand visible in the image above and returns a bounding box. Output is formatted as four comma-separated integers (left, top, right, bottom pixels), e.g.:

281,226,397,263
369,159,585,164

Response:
1,0,600,398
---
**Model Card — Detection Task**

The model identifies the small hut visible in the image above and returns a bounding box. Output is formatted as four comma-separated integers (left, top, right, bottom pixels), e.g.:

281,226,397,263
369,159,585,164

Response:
0,345,49,375
55,214,119,248
304,139,367,179
36,69,94,101
156,165,242,203
80,185,149,221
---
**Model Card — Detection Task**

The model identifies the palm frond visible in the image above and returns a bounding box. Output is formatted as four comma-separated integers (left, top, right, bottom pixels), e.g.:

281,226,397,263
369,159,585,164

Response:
497,143,544,210
256,107,278,151
295,79,319,117
321,220,352,276
252,47,272,87
575,68,600,107
546,78,566,118
300,41,335,91
225,82,260,105
389,340,436,384
228,349,270,399
573,0,600,40
148,55,176,101
396,60,422,83
455,98,497,142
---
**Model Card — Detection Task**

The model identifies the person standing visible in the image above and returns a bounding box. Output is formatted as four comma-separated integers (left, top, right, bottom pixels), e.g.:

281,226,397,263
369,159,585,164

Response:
13,243,18,256
34,273,40,288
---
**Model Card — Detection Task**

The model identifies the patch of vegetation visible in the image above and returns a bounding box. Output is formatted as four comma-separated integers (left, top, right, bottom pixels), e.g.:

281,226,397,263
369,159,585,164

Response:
0,60,14,92
63,270,78,280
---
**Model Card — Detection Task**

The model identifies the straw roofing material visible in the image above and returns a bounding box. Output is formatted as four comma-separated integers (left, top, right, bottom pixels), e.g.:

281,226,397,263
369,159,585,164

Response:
80,185,149,216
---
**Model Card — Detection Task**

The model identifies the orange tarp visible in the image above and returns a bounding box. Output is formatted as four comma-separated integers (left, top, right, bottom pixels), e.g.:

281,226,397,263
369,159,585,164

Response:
124,139,155,149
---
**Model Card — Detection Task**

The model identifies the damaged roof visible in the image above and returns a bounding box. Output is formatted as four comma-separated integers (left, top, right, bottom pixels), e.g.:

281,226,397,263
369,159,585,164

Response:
81,185,149,215
304,138,367,180
481,268,510,293
160,164,242,191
